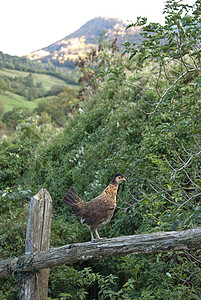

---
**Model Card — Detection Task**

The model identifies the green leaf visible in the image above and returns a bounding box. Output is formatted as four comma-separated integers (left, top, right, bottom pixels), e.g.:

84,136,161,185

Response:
193,9,201,15
151,66,158,71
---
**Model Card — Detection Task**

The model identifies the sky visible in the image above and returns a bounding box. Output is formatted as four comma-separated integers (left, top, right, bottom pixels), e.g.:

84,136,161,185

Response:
0,0,195,56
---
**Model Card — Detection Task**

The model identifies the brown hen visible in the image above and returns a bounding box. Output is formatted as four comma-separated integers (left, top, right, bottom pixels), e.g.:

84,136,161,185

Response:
63,173,126,241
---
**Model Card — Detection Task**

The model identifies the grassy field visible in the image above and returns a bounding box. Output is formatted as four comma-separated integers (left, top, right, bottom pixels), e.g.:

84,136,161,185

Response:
0,91,37,113
0,68,79,115
0,68,67,91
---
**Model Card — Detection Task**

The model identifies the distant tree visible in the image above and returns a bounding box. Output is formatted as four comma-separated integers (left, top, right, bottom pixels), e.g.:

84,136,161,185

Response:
23,74,34,87
2,108,32,130
27,87,38,100
0,61,4,70
46,85,64,96
35,86,78,127
0,78,6,92
0,100,4,118
36,81,43,89
0,120,6,135
39,112,52,125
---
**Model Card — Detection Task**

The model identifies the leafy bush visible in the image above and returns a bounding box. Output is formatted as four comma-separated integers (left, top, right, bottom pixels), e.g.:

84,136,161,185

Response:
1,1,201,298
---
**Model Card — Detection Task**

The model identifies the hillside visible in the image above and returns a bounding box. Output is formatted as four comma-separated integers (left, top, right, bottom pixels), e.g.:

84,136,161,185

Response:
27,17,142,66
0,68,72,115
0,91,37,113
0,68,67,91
1,2,201,299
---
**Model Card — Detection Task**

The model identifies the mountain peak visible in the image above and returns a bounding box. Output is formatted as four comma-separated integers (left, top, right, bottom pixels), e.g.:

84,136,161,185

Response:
27,17,142,66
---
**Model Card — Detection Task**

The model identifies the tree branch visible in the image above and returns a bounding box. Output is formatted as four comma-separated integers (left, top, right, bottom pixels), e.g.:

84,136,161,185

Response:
141,68,198,114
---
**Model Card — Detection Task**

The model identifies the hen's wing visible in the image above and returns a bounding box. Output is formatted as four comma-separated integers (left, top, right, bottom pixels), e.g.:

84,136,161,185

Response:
81,196,116,228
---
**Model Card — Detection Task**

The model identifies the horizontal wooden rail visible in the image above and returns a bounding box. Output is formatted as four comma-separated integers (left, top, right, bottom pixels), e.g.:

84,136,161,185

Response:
1,226,201,278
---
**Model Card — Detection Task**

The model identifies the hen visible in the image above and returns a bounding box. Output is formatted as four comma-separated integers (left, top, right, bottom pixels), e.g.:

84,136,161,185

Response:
63,173,126,241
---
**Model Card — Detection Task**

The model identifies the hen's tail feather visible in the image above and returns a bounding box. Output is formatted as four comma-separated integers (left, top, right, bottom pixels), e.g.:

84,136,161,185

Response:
63,187,83,215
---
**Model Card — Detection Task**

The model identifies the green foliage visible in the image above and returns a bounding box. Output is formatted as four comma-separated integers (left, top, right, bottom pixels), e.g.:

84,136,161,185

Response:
0,186,31,257
0,100,4,118
1,1,201,298
34,86,79,127
0,115,57,188
0,186,32,300
48,266,96,300
2,107,32,130
123,0,201,114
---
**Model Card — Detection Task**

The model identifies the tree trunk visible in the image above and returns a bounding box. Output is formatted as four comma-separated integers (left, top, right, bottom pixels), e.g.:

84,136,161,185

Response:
1,226,201,278
21,188,52,300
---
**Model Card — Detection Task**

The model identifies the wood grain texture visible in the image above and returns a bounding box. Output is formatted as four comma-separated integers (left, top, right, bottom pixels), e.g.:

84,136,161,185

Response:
1,226,201,278
21,188,52,300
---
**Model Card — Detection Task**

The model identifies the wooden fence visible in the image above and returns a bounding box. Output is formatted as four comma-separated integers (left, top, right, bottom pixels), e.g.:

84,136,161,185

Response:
1,189,201,299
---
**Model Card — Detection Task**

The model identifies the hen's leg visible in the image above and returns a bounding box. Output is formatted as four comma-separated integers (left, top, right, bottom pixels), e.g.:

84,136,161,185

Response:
90,228,95,242
95,229,101,240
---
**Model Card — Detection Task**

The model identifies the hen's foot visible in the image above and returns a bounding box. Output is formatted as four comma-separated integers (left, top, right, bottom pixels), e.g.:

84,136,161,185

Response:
91,237,107,242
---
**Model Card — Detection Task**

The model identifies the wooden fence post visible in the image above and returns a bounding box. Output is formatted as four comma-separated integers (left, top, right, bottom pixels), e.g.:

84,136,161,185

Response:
21,188,52,300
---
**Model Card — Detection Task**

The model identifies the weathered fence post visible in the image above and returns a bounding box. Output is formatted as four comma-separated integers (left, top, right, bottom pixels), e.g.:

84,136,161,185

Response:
21,188,52,300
